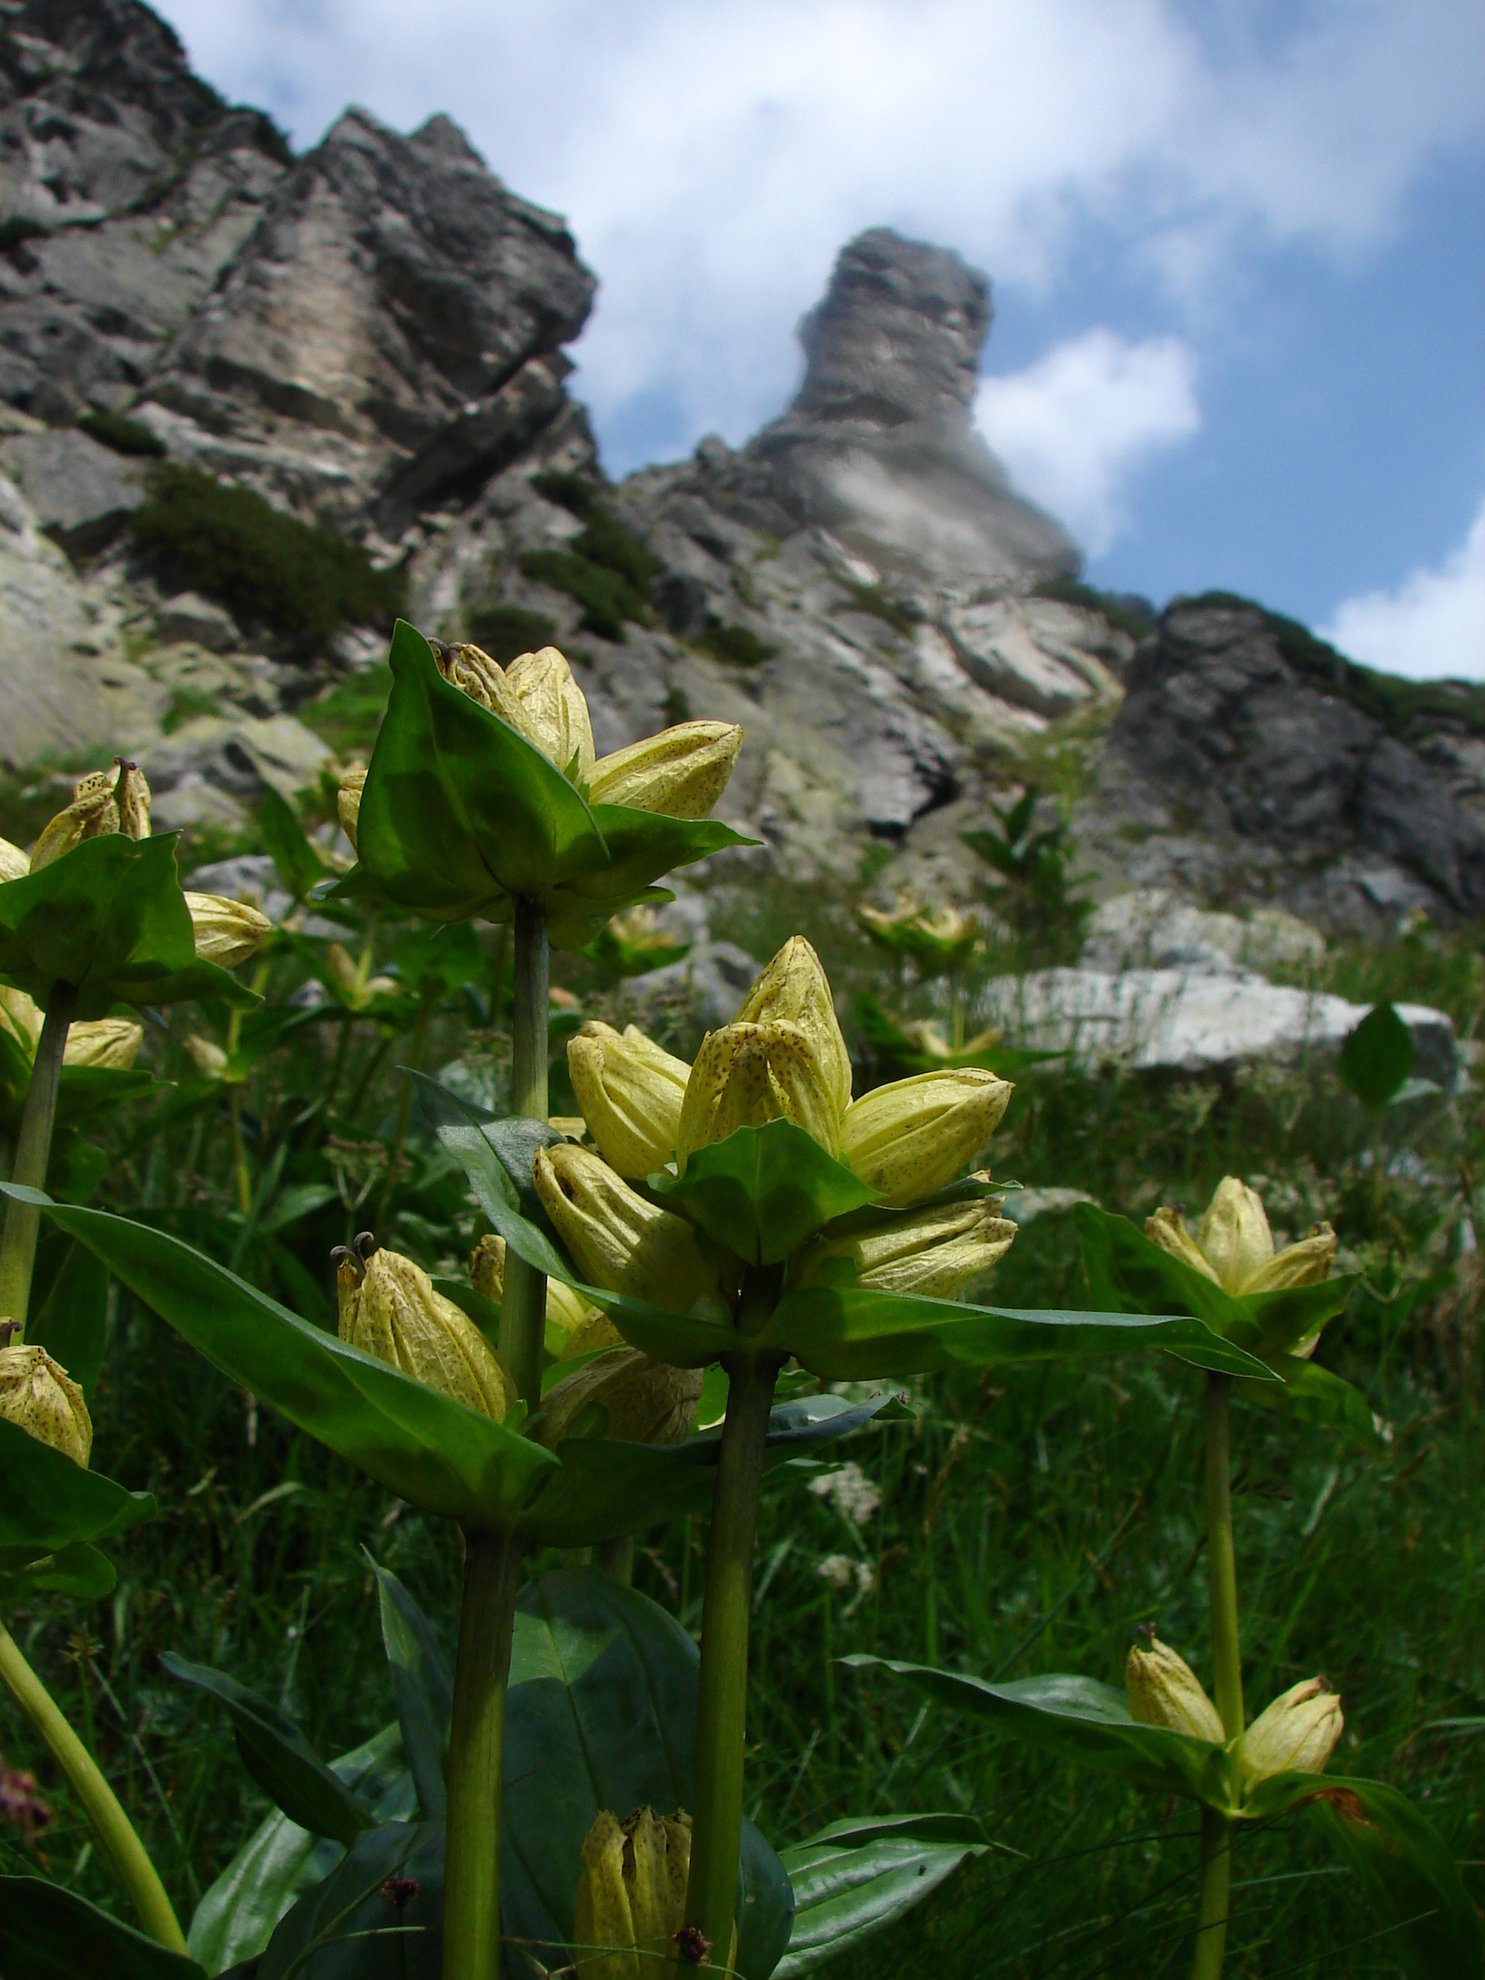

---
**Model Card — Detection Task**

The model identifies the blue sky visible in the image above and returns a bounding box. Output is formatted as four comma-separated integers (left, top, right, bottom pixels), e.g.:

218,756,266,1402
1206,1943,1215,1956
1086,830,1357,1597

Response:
154,0,1485,679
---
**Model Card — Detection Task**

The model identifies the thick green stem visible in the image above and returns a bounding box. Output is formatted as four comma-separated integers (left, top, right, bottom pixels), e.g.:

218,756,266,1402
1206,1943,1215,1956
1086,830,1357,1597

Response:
1193,1373,1243,1980
442,1531,521,1980
684,1350,783,1974
0,1624,186,1952
498,896,549,1415
1191,1807,1232,1980
0,980,76,1335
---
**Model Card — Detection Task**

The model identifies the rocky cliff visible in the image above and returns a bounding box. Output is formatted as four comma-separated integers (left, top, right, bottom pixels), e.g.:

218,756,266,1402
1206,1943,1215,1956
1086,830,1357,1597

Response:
0,0,1480,942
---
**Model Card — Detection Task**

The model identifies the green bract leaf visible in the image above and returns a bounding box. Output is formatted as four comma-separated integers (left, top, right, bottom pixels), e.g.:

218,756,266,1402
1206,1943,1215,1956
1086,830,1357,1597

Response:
1243,1771,1484,1979
0,1877,205,1979
765,1284,1277,1382
29,1231,109,1389
253,1819,444,1980
0,1411,154,1559
849,1657,1238,1811
1075,1202,1353,1361
188,1723,415,1973
0,1538,115,1598
655,1121,878,1265
20,1193,557,1527
368,1558,453,1821
504,1567,793,1980
1240,1353,1381,1447
342,621,751,947
775,1814,995,1978
1339,1002,1415,1110
162,1653,373,1848
0,834,256,1019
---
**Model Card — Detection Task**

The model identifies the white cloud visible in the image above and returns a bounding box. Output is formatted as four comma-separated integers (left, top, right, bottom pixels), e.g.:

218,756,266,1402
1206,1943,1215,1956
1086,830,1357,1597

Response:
153,0,1485,468
975,332,1200,555
1323,498,1485,681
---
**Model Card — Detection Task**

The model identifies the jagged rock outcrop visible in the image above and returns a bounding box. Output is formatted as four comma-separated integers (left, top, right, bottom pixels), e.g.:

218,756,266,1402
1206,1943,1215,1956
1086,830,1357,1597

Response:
1085,598,1485,927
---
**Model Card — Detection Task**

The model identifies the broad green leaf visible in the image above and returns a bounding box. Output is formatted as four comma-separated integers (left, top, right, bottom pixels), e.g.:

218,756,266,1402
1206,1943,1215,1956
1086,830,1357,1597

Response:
516,1391,891,1548
343,621,750,946
0,1028,160,1130
503,1567,794,1980
1240,1353,1381,1447
0,834,255,1018
368,1559,453,1820
0,1877,205,1978
0,1411,154,1558
256,784,327,901
776,1814,994,1978
1075,1202,1353,1360
654,1121,878,1265
188,1723,414,1972
22,1193,557,1527
29,1230,109,1389
1244,1770,1484,1979
162,1654,372,1848
254,1819,444,1980
0,1538,115,1598
849,1657,1239,1811
766,1284,1277,1382
1339,1002,1414,1110
391,918,484,995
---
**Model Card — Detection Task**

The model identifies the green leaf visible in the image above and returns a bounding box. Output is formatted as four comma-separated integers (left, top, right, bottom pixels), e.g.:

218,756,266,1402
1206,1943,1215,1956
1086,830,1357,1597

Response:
256,785,328,901
22,1193,558,1527
1339,1002,1414,1110
342,621,751,946
776,1814,994,1978
1075,1202,1354,1360
0,1411,154,1558
849,1657,1239,1810
1244,1770,1485,1979
0,835,256,1018
29,1231,109,1389
1239,1353,1381,1447
766,1284,1277,1382
391,918,484,995
0,1538,116,1598
0,1877,205,1978
368,1559,453,1820
188,1723,415,1973
654,1121,878,1265
162,1653,373,1848
503,1567,793,1980
254,1819,444,1980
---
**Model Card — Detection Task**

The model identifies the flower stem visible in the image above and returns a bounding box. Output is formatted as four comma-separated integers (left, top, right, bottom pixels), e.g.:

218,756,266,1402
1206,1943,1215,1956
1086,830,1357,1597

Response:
1193,1372,1243,1980
442,1530,521,1980
684,1348,784,1973
0,1623,186,1952
441,894,548,1980
0,980,76,1336
498,895,549,1415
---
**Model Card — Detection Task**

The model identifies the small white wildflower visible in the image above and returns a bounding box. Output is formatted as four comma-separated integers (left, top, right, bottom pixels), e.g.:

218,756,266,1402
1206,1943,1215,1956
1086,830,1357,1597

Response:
816,1554,875,1595
807,1461,882,1526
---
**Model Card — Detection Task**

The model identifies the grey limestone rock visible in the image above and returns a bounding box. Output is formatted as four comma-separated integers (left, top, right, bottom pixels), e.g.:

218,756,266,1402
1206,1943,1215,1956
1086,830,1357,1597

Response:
0,425,144,545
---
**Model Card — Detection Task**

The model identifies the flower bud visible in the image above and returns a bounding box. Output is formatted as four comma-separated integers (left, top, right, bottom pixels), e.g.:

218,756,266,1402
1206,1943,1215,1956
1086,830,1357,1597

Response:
185,893,272,969
839,1068,1014,1208
184,1033,229,1079
587,721,743,819
533,1143,719,1312
0,1344,92,1466
336,1243,515,1421
114,759,151,840
1146,1178,1338,1298
434,641,525,728
469,1231,603,1345
28,769,120,870
572,1806,692,1979
734,937,852,1116
1239,1677,1343,1782
560,1309,624,1359
1125,1636,1225,1743
0,837,28,883
568,1022,690,1178
337,765,366,850
676,1019,841,1169
799,1192,1016,1298
65,1018,142,1070
504,646,595,777
538,1347,702,1450
0,987,39,1056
